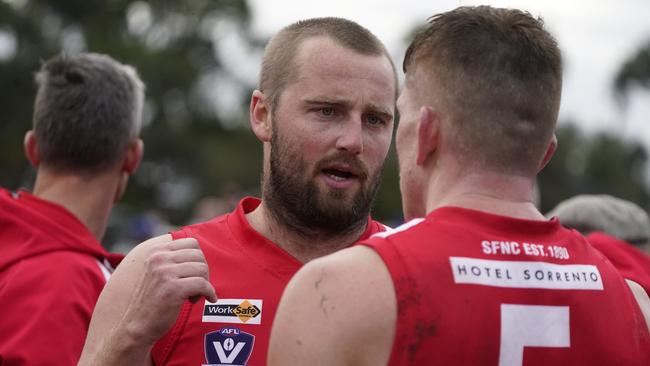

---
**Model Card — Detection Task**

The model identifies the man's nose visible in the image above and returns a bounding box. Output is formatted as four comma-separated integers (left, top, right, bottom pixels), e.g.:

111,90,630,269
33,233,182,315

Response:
335,117,363,155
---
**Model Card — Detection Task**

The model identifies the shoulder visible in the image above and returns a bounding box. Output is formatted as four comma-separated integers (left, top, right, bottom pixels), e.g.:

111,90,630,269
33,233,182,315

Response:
0,252,106,338
111,234,173,279
172,212,232,242
589,232,650,264
8,249,102,270
177,214,230,233
361,217,428,252
270,246,395,365
295,246,396,321
301,245,392,286
626,279,650,332
76,234,175,363
88,234,173,304
125,234,173,258
2,250,107,293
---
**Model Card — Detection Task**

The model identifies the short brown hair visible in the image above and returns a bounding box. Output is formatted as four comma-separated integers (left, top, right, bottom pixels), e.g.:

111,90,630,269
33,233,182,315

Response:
260,17,396,107
33,53,145,174
404,6,562,174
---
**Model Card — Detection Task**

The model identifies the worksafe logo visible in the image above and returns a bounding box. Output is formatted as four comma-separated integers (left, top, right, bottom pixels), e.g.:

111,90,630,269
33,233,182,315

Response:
203,299,263,325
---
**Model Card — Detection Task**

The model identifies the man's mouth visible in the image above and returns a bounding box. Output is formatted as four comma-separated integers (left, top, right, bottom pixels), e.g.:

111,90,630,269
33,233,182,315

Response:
322,167,356,181
315,154,368,189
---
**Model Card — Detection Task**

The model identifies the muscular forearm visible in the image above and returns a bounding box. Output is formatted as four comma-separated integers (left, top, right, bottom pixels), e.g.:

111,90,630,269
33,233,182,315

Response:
77,237,215,366
78,323,155,366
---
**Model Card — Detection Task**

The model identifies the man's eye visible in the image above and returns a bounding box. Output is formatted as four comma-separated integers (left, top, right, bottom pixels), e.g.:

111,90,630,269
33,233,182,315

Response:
366,115,383,125
320,107,334,116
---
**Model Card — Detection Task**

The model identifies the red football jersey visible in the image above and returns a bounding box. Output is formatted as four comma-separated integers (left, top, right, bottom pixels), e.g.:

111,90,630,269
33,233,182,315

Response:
152,197,386,366
363,206,650,366
587,231,650,295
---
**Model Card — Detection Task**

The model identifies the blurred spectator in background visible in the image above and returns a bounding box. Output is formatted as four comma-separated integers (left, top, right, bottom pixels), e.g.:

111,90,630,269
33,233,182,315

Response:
0,53,144,365
548,194,650,293
187,196,232,224
187,181,243,225
547,194,650,253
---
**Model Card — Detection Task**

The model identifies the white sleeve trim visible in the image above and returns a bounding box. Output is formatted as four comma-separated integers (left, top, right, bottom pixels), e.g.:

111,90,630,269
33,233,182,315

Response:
96,258,114,282
371,218,425,239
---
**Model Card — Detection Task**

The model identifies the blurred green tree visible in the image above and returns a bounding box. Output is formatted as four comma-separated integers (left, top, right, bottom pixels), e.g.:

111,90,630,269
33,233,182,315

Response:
0,0,266,234
614,40,650,100
5,3,649,246
538,123,650,214
0,1,407,247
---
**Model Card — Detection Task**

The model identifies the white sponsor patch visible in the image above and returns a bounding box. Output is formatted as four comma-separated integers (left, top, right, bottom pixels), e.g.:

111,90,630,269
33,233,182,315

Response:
202,299,263,325
449,257,603,290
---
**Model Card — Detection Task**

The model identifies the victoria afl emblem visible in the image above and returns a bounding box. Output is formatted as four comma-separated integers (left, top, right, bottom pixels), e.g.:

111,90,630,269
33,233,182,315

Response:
203,327,255,366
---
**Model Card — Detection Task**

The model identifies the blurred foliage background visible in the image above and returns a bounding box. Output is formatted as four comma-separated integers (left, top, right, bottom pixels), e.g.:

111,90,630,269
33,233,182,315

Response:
1,0,649,250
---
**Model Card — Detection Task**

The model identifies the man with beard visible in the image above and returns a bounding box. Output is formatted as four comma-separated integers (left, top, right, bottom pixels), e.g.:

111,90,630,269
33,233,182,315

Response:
269,6,650,366
79,17,396,366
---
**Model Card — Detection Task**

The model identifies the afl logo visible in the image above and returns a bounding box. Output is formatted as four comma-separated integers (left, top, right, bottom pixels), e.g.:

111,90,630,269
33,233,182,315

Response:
203,327,255,366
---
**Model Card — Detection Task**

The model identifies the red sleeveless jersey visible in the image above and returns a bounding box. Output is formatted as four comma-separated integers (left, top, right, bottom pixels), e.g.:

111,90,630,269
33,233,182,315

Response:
152,197,386,366
363,207,650,366
587,231,650,295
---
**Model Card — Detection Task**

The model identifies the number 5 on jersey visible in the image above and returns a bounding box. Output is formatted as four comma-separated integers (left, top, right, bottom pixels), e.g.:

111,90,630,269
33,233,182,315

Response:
499,304,570,366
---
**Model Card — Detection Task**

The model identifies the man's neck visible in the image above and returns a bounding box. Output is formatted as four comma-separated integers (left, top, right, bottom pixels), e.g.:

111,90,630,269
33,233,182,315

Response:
246,201,368,263
32,169,118,241
426,169,545,221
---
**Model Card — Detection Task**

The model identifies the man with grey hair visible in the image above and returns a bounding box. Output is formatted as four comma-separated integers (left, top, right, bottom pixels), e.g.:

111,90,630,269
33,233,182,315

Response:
0,53,144,365
547,194,650,252
548,194,650,296
79,17,396,366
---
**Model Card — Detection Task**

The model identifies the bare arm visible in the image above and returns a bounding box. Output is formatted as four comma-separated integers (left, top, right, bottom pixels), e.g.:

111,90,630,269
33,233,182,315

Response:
268,246,396,366
78,235,216,366
626,279,650,332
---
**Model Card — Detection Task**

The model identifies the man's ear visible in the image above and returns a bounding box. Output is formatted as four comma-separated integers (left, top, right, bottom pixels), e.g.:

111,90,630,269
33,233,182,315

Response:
537,133,557,172
122,138,144,174
416,106,439,166
23,130,40,167
250,90,272,142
